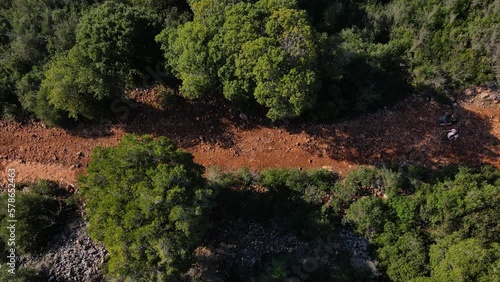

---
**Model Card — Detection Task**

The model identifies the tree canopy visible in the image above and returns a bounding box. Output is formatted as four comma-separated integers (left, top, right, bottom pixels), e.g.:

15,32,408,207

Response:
79,134,212,281
40,1,158,121
343,166,500,281
0,0,498,124
157,0,319,120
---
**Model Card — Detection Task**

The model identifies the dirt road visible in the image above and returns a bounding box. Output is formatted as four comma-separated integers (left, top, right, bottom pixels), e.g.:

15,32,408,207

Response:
1,87,498,186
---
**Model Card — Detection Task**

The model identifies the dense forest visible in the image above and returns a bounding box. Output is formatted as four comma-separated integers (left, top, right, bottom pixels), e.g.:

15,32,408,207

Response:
0,0,499,281
0,0,498,124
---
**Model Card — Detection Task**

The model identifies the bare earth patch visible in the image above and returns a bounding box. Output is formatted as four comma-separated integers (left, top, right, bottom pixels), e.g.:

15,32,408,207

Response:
0,87,498,186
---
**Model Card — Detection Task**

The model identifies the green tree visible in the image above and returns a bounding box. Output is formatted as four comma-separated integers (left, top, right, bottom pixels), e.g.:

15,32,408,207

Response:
157,0,319,120
429,237,499,282
40,1,158,121
128,0,191,22
0,0,96,121
344,196,388,238
419,167,500,241
0,180,71,254
79,134,212,281
377,230,429,281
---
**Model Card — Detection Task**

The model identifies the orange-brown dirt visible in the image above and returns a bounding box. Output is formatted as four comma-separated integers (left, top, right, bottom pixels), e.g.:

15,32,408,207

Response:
0,87,499,187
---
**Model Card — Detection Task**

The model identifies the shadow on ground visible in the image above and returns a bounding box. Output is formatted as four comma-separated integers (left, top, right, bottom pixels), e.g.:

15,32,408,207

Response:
290,96,499,169
66,89,499,171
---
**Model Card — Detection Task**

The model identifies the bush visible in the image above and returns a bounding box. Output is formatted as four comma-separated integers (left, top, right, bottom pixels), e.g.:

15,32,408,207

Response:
261,168,307,192
206,166,240,190
39,2,159,121
157,0,320,121
79,134,212,281
345,166,500,282
0,180,72,254
429,237,499,282
377,231,429,281
344,196,388,238
387,195,419,229
0,267,47,282
418,167,500,241
0,0,93,121
330,167,401,213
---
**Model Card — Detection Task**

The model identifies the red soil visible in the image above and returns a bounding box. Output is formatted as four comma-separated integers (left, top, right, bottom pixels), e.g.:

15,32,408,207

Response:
1,87,499,186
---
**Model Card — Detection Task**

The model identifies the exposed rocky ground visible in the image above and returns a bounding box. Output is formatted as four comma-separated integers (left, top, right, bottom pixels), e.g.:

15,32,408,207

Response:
16,219,375,282
187,220,378,281
21,218,107,282
188,220,307,280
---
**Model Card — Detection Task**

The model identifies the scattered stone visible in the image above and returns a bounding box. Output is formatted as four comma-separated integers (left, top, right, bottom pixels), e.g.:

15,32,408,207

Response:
21,218,107,282
480,93,490,99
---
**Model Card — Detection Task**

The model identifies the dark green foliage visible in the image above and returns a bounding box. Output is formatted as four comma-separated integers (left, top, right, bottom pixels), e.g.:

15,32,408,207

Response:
0,234,5,260
312,26,409,120
157,0,320,121
0,0,165,124
211,167,337,238
261,168,336,204
0,14,10,45
387,195,419,229
344,196,388,238
300,0,498,120
429,235,500,282
0,267,47,281
377,230,429,281
418,167,500,242
208,165,499,280
0,67,17,119
1,0,498,125
363,0,499,92
40,1,159,121
0,0,96,122
0,180,73,255
128,0,191,22
342,166,500,281
79,134,212,281
330,167,403,213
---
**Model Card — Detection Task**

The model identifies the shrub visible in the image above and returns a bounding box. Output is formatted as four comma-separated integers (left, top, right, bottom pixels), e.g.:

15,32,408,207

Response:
344,196,388,238
377,231,429,281
0,180,72,254
79,134,212,281
359,166,500,282
40,1,159,121
0,267,47,281
387,195,419,229
206,166,240,190
157,0,320,121
429,237,499,282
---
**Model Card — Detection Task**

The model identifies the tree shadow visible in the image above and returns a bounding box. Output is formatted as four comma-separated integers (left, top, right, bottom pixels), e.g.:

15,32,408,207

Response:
289,96,499,169
118,95,265,149
64,89,499,171
64,90,266,150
